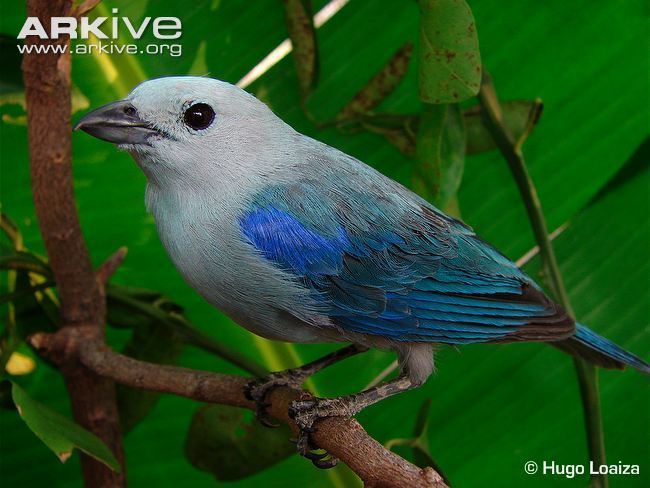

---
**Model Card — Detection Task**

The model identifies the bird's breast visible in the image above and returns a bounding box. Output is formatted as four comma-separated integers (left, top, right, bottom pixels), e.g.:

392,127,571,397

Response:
145,185,329,342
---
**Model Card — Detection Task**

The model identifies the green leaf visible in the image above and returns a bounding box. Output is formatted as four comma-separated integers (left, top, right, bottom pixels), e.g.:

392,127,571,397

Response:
0,280,54,305
418,0,481,103
184,404,295,481
106,284,176,329
107,284,267,377
5,272,57,337
413,103,466,213
1,266,57,372
355,99,542,157
116,319,184,434
11,382,121,472
0,252,52,277
465,99,542,154
384,399,450,483
0,85,89,126
336,43,413,121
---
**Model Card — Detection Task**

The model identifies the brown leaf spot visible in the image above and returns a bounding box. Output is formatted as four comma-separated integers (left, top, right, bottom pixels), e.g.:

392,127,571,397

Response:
58,450,73,463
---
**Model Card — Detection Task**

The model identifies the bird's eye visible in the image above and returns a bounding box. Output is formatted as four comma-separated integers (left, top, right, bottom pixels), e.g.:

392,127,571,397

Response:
183,103,215,131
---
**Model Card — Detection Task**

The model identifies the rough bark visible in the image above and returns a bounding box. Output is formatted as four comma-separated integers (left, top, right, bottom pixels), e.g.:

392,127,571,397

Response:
22,1,126,486
31,329,447,488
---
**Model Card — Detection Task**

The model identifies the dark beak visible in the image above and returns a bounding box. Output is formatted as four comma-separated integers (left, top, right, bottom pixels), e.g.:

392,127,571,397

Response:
74,100,160,145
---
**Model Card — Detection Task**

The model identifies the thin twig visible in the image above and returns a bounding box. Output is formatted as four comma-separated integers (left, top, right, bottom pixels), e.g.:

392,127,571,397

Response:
515,223,569,268
364,359,399,389
106,285,268,377
96,247,128,286
477,75,569,306
173,318,269,377
29,328,447,488
478,72,607,488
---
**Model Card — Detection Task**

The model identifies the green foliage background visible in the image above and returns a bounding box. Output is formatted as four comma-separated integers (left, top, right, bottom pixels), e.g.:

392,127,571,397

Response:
0,0,648,486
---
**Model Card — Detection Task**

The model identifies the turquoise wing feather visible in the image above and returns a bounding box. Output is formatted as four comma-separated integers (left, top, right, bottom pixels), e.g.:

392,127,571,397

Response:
239,180,575,344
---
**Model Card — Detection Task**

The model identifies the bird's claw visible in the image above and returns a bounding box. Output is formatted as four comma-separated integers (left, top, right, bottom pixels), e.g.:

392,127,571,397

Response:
244,380,278,427
244,371,304,427
288,395,342,469
246,376,344,468
289,434,340,469
256,402,279,428
309,452,339,469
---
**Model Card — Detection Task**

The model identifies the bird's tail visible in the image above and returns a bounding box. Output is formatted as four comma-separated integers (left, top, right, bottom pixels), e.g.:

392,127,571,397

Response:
552,323,649,374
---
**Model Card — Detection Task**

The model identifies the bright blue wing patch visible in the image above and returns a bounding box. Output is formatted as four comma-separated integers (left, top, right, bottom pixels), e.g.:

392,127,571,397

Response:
240,183,573,344
241,207,351,275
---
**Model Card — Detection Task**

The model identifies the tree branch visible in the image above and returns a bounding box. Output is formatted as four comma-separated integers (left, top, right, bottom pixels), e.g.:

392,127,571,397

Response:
22,0,125,486
96,247,128,287
30,328,447,488
478,72,607,488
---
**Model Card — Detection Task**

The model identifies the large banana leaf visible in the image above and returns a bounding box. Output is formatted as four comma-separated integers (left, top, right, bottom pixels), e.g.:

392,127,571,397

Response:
0,0,647,486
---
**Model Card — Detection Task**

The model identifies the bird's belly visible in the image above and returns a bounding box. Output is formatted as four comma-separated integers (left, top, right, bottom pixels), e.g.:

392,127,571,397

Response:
177,260,329,344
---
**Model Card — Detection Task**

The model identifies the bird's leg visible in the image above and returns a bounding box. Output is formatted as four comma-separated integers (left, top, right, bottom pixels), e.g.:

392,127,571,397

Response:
289,375,416,468
244,344,368,427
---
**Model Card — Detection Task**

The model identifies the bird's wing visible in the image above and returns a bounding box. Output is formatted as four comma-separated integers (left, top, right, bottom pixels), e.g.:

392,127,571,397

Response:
239,177,574,344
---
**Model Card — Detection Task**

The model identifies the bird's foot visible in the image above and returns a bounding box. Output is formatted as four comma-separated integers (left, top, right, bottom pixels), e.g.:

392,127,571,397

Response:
244,370,307,427
288,393,363,469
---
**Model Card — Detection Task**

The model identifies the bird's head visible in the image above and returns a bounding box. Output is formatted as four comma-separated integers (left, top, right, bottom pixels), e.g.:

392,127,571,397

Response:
75,76,292,187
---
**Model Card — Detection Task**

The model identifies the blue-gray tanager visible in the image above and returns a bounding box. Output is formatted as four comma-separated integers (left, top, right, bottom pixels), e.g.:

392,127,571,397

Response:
76,76,649,464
